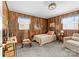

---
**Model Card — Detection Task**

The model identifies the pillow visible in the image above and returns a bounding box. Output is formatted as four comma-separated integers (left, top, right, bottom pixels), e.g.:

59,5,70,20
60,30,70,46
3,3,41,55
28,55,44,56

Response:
47,31,54,35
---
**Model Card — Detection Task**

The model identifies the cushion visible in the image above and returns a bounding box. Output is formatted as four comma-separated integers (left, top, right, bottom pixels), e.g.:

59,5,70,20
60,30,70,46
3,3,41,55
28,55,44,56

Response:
73,33,79,37
72,36,79,42
66,40,79,46
22,39,31,44
47,31,54,35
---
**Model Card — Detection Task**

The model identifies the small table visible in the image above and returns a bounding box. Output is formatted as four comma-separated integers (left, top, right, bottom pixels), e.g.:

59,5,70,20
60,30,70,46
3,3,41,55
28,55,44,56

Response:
57,34,64,42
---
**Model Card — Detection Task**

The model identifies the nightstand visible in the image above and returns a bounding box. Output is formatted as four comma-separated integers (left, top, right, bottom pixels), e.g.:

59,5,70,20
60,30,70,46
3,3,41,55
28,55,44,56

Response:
57,34,64,42
58,35,64,40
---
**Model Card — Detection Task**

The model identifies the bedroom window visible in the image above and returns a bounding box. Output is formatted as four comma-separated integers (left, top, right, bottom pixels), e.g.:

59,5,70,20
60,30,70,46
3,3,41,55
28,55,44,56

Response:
18,16,30,30
61,14,79,30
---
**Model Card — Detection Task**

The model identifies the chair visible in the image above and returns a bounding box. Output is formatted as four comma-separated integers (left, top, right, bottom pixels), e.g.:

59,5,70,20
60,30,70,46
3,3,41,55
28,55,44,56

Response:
63,33,79,54
21,39,32,48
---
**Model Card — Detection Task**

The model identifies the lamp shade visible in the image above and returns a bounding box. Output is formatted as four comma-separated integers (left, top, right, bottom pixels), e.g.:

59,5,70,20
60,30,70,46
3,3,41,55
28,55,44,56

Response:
61,30,64,33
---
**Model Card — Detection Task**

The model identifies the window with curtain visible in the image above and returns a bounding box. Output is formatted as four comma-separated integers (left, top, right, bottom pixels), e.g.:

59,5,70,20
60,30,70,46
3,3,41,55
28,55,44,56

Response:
18,16,30,30
61,14,79,30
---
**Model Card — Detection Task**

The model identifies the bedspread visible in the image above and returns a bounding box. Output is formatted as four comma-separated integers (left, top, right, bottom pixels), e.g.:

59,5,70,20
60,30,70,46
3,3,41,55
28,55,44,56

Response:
33,34,56,46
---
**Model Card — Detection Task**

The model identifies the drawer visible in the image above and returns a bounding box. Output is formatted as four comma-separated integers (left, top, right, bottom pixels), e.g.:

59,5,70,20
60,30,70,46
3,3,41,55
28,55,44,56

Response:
5,51,15,57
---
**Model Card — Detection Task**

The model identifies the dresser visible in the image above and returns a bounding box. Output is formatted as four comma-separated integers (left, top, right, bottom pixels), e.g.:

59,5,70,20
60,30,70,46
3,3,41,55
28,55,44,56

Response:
3,36,17,57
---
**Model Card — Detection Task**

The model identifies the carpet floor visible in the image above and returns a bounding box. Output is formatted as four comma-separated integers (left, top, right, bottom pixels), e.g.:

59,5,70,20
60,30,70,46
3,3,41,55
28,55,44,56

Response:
16,41,79,57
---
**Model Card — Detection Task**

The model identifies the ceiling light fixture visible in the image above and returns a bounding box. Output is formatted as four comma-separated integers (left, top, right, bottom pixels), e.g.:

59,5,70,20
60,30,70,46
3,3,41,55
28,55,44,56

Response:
48,2,56,10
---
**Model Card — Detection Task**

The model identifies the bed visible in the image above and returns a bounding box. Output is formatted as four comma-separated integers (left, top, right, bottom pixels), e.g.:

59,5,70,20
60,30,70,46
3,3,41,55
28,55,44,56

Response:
33,31,56,46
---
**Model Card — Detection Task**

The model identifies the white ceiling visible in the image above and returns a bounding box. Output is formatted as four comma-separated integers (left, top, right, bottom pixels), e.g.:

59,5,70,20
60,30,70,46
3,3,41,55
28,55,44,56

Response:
7,1,79,19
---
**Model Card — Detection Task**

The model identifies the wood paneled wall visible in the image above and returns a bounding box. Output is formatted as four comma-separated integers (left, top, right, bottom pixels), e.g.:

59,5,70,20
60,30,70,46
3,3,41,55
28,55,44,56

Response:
2,1,9,43
8,11,48,43
48,10,79,37
2,1,9,29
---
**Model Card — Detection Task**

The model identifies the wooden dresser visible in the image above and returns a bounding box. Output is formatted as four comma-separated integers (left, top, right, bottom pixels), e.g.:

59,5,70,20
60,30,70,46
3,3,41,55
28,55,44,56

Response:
3,36,17,57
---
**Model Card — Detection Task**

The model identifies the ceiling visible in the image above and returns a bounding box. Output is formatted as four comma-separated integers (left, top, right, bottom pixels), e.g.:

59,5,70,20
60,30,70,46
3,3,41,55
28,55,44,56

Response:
7,1,79,19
